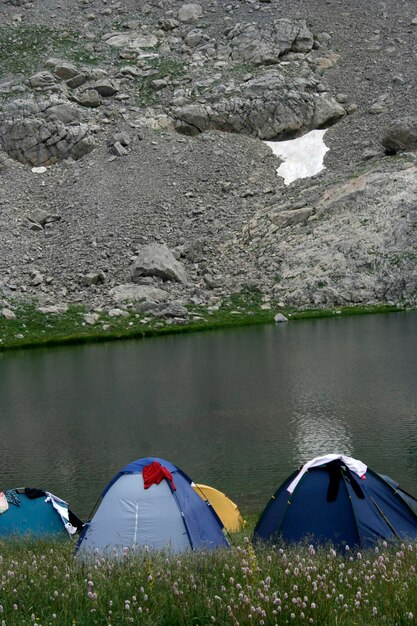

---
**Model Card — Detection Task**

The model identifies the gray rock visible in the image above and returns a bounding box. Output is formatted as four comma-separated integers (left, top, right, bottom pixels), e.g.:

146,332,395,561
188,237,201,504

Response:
29,71,57,90
0,99,94,166
108,308,129,317
1,308,16,320
28,209,61,227
81,272,106,287
173,72,345,140
178,3,203,24
37,304,69,314
102,32,158,51
84,312,100,324
131,243,188,284
109,284,170,303
111,132,131,147
228,19,314,66
111,141,129,156
274,313,288,323
30,272,44,286
52,61,79,81
383,117,417,154
157,303,189,318
29,223,44,232
270,206,315,228
75,89,102,108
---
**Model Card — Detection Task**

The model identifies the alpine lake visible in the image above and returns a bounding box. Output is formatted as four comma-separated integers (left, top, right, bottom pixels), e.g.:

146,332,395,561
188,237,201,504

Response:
1,311,417,521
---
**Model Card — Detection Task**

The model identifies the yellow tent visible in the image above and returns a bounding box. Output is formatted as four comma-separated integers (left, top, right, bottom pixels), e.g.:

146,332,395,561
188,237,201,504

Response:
192,483,244,532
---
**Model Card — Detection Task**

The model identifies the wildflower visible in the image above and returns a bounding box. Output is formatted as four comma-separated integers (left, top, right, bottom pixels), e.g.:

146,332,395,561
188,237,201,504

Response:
329,549,336,559
291,613,296,619
372,607,378,615
408,613,414,620
0,606,3,614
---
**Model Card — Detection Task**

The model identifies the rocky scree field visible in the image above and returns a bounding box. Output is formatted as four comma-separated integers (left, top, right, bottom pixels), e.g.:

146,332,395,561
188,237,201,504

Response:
1,0,417,338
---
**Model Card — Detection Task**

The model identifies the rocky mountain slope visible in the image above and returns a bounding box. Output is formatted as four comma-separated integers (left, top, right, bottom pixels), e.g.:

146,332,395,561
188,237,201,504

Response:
1,0,417,319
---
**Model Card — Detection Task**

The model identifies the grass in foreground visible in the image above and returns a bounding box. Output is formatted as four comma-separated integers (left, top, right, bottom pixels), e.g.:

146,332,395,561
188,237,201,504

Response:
0,289,407,352
0,536,417,625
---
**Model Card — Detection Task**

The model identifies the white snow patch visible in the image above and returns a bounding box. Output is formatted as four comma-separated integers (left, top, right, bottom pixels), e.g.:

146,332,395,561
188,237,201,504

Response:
265,129,329,185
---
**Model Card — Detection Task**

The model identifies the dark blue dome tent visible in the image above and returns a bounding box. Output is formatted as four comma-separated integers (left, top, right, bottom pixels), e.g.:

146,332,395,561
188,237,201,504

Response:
76,457,230,557
0,487,83,538
253,454,417,549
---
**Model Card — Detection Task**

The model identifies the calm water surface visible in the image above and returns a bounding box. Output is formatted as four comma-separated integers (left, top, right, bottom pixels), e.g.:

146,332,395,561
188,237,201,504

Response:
1,312,417,519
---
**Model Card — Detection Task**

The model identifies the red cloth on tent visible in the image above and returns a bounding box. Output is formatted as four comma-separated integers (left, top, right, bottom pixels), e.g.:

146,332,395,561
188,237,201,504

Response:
142,461,176,491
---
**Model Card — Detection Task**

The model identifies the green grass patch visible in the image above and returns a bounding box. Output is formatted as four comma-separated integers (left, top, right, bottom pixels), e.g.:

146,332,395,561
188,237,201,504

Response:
133,57,186,107
0,289,409,353
0,25,98,77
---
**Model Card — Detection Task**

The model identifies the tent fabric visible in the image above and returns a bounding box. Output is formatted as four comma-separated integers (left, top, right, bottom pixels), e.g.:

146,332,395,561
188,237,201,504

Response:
253,459,417,549
192,484,244,532
0,488,79,538
76,457,229,557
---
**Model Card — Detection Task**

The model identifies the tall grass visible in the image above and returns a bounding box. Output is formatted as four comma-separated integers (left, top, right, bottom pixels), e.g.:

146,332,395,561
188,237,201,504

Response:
1,537,417,625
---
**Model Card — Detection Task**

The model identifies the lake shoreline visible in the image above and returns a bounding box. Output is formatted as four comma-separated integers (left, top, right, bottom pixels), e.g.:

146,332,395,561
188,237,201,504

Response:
0,292,409,353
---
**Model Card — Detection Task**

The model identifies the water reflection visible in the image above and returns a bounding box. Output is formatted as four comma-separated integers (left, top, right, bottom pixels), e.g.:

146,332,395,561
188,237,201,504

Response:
0,312,416,518
293,411,353,463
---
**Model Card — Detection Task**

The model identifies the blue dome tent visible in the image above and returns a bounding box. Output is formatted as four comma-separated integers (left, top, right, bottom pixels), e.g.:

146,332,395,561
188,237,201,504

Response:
253,455,417,549
0,487,83,538
76,457,230,556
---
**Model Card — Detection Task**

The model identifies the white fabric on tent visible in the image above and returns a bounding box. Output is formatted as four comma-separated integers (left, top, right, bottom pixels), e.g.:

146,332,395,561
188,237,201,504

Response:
45,492,77,536
287,454,367,494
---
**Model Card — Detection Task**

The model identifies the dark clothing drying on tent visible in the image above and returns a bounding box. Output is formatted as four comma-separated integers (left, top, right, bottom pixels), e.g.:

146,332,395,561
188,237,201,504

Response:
143,461,177,491
5,490,20,507
326,461,365,502
25,488,46,499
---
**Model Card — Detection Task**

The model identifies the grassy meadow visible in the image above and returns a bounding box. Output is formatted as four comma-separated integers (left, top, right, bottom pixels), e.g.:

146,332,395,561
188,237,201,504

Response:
1,534,417,625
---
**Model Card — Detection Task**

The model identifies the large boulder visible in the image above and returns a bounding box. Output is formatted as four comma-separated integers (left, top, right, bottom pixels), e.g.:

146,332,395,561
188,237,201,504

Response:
173,71,345,140
0,99,94,166
228,19,314,66
130,244,188,284
382,117,417,154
